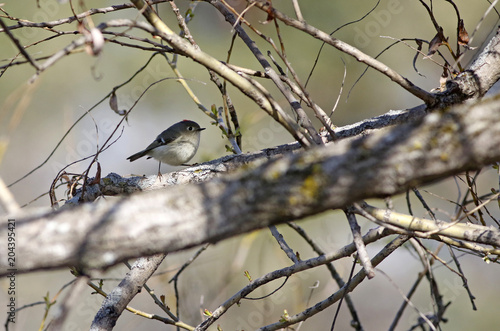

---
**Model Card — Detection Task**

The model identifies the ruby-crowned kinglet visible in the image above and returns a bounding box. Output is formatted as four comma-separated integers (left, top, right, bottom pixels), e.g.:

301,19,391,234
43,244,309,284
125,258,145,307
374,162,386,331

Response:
127,120,205,173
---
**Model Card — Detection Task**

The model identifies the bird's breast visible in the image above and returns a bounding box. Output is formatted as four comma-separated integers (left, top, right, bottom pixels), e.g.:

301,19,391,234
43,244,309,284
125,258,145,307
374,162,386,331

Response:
148,140,198,165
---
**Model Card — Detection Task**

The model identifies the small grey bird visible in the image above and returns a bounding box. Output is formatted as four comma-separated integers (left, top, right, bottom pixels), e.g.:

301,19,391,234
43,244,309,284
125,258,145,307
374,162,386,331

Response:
127,120,205,175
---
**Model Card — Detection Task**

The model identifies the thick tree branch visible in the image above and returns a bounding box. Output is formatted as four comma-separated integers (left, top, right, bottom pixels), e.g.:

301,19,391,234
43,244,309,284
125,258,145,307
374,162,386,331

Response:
90,254,166,330
361,204,500,248
66,105,427,204
435,27,500,106
3,95,500,275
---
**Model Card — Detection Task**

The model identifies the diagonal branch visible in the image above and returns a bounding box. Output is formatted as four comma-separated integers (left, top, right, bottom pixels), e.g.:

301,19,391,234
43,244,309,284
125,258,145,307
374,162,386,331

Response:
345,208,375,279
0,17,40,71
90,254,168,330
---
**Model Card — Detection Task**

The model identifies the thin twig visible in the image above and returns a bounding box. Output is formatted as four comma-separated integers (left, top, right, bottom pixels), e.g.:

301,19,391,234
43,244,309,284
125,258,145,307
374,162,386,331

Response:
412,187,437,220
388,261,426,329
168,244,209,323
378,268,437,331
291,0,303,21
330,258,357,331
296,280,319,331
330,57,347,118
345,208,375,279
304,0,381,91
446,245,477,310
269,225,299,263
0,17,40,71
0,1,168,31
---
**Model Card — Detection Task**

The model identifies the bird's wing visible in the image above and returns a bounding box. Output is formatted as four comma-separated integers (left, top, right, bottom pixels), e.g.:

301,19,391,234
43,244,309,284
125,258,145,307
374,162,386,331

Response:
127,133,177,162
145,134,176,151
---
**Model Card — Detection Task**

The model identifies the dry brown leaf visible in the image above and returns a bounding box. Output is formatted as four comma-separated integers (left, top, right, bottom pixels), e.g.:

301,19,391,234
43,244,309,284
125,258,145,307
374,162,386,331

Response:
89,162,101,185
262,0,274,24
427,29,444,57
458,19,470,46
109,91,126,116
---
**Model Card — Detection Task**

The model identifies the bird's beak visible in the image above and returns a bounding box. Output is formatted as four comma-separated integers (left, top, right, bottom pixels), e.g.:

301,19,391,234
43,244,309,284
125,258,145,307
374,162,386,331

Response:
198,128,206,131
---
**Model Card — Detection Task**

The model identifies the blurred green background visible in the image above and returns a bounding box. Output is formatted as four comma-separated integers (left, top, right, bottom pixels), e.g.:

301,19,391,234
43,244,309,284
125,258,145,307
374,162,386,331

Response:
1,1,500,330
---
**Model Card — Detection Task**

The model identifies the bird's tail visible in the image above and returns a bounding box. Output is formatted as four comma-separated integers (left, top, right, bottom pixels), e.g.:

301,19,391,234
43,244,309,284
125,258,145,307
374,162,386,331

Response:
127,150,148,162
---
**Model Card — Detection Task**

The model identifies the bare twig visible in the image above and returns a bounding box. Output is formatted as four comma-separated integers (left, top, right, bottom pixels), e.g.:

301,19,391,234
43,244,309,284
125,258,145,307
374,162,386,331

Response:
345,208,375,279
379,269,437,331
269,225,299,263
388,254,427,329
0,1,168,31
361,204,500,248
330,58,346,117
169,244,209,323
461,0,499,49
412,187,437,220
291,0,303,21
0,17,40,71
329,258,357,331
446,245,477,310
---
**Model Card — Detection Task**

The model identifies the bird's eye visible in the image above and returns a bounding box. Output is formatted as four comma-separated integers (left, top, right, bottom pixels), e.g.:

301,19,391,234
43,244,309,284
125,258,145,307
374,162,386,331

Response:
187,126,194,131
